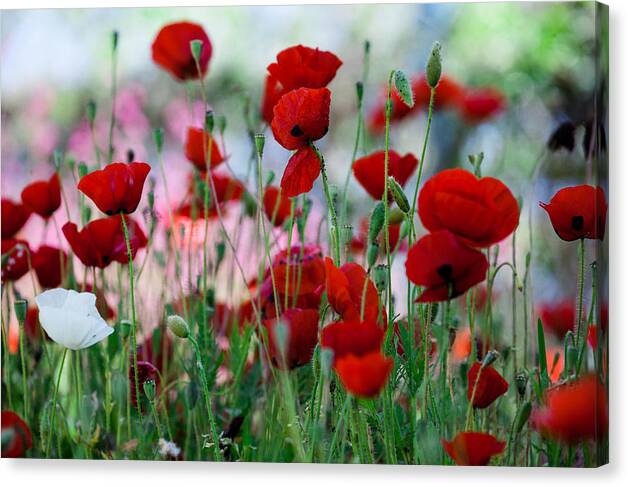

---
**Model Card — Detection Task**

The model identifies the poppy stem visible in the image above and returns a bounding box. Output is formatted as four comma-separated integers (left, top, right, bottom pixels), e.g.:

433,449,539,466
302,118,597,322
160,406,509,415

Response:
46,347,68,457
312,143,341,266
120,212,142,419
575,238,586,373
107,31,119,163
17,316,28,420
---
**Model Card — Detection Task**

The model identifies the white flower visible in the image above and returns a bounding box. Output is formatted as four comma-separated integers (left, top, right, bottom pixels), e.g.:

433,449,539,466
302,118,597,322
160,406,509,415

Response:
35,288,114,350
158,438,181,458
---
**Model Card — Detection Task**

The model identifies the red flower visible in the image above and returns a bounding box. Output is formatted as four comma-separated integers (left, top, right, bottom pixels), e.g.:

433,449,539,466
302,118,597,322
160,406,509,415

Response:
405,230,488,302
24,306,43,342
540,185,607,241
63,215,147,269
467,362,509,409
324,257,384,324
1,199,31,239
184,127,225,171
129,360,159,406
261,74,286,124
78,162,150,215
531,375,608,444
413,75,464,110
271,244,326,298
458,87,506,123
267,45,342,92
280,145,321,197
1,239,30,282
587,325,598,349
353,150,418,200
320,320,384,362
367,85,415,133
271,87,331,150
418,168,519,248
20,173,61,219
263,186,292,226
151,21,211,81
32,245,67,289
335,351,393,399
262,308,319,369
538,300,579,339
441,432,505,466
1,411,32,458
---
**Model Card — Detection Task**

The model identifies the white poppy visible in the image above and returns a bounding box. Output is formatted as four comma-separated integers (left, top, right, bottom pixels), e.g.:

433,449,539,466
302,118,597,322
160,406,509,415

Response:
35,288,114,350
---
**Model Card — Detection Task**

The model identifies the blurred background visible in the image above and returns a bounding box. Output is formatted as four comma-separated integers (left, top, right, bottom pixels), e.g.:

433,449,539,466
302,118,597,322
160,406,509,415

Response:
1,2,608,333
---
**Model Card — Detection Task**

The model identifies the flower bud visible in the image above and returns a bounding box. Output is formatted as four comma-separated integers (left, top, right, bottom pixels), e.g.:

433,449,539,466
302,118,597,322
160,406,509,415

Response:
143,379,156,402
425,41,442,88
167,314,189,339
242,191,258,218
118,319,131,339
468,152,484,178
481,349,499,369
254,133,265,157
388,177,410,213
368,202,385,243
394,70,414,108
515,372,528,397
204,110,214,134
389,208,405,225
367,242,379,269
356,81,364,104
111,30,119,52
217,115,227,135
153,128,164,154
372,264,388,293
215,241,226,267
86,100,97,125
14,299,27,324
190,39,203,63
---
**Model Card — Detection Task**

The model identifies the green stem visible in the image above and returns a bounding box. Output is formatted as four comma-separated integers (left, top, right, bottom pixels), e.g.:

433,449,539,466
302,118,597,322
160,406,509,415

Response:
46,348,68,457
312,143,341,266
575,238,586,374
107,31,118,163
18,320,28,419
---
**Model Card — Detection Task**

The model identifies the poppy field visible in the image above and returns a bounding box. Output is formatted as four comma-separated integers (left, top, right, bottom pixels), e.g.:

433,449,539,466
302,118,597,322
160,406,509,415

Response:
0,3,609,466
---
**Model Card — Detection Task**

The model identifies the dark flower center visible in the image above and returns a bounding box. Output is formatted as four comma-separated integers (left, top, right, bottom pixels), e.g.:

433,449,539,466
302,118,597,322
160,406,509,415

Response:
436,264,454,282
571,215,584,231
291,125,304,137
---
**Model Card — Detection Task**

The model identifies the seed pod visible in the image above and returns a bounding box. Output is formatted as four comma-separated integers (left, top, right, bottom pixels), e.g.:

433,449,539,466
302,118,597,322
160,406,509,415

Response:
389,207,405,225
515,372,528,397
481,349,499,369
372,264,388,293
254,133,265,157
190,39,203,62
118,319,131,340
425,41,442,88
167,315,190,339
388,177,410,213
393,70,414,108
143,379,156,402
368,202,386,243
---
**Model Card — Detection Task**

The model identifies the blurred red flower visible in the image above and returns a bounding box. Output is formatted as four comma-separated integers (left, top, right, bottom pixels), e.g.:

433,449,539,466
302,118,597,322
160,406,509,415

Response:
467,362,509,408
441,432,505,466
321,320,384,362
350,217,404,255
413,75,465,110
271,244,326,298
1,238,30,282
540,185,607,241
587,325,598,349
280,145,321,197
32,245,67,289
531,374,608,444
184,127,225,171
151,21,212,81
129,360,159,406
335,351,393,399
63,215,147,268
352,150,418,200
405,230,488,302
418,168,519,248
78,162,150,215
263,186,292,226
271,87,330,150
458,87,506,123
267,45,342,92
263,307,319,369
1,411,32,458
1,199,31,239
20,173,61,219
324,257,384,324
261,74,286,125
367,85,415,133
538,300,578,339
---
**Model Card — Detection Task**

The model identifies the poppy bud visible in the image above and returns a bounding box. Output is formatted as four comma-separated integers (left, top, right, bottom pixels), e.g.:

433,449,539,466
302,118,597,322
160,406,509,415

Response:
515,372,528,397
153,128,164,154
565,344,578,376
356,81,364,104
190,39,203,63
118,319,131,339
254,133,265,157
367,242,379,269
389,208,405,225
126,149,135,163
515,400,532,434
215,241,226,268
467,152,484,178
388,177,410,213
481,349,499,369
217,115,227,135
111,30,119,52
372,264,388,293
242,192,258,218
425,41,442,88
86,100,97,125
167,314,189,339
143,379,156,402
368,202,385,243
399,219,410,240
394,70,414,108
14,299,27,325
204,110,214,133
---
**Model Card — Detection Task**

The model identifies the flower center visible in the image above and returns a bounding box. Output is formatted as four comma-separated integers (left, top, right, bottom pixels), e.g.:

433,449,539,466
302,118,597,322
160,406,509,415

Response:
571,215,584,231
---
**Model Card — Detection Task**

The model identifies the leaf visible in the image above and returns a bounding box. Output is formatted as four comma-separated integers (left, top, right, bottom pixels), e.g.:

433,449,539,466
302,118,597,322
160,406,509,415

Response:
394,70,414,108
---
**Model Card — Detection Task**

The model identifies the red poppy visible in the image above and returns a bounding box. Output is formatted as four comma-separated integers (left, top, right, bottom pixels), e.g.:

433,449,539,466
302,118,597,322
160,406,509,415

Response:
151,21,212,81
1,199,31,239
280,145,321,198
129,360,159,407
467,362,509,409
263,186,292,226
258,273,323,320
418,168,519,248
261,74,286,125
458,87,506,123
441,432,505,466
184,127,225,171
353,150,418,200
271,244,326,298
1,238,30,282
32,245,67,289
538,300,578,339
335,351,393,399
406,230,488,302
321,320,384,362
271,87,331,150
540,185,607,241
1,411,32,458
267,45,342,92
24,306,43,342
531,374,608,444
546,347,564,383
20,173,61,219
262,308,319,369
324,258,384,324
413,74,465,110
78,162,150,215
451,327,472,364
63,215,147,268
